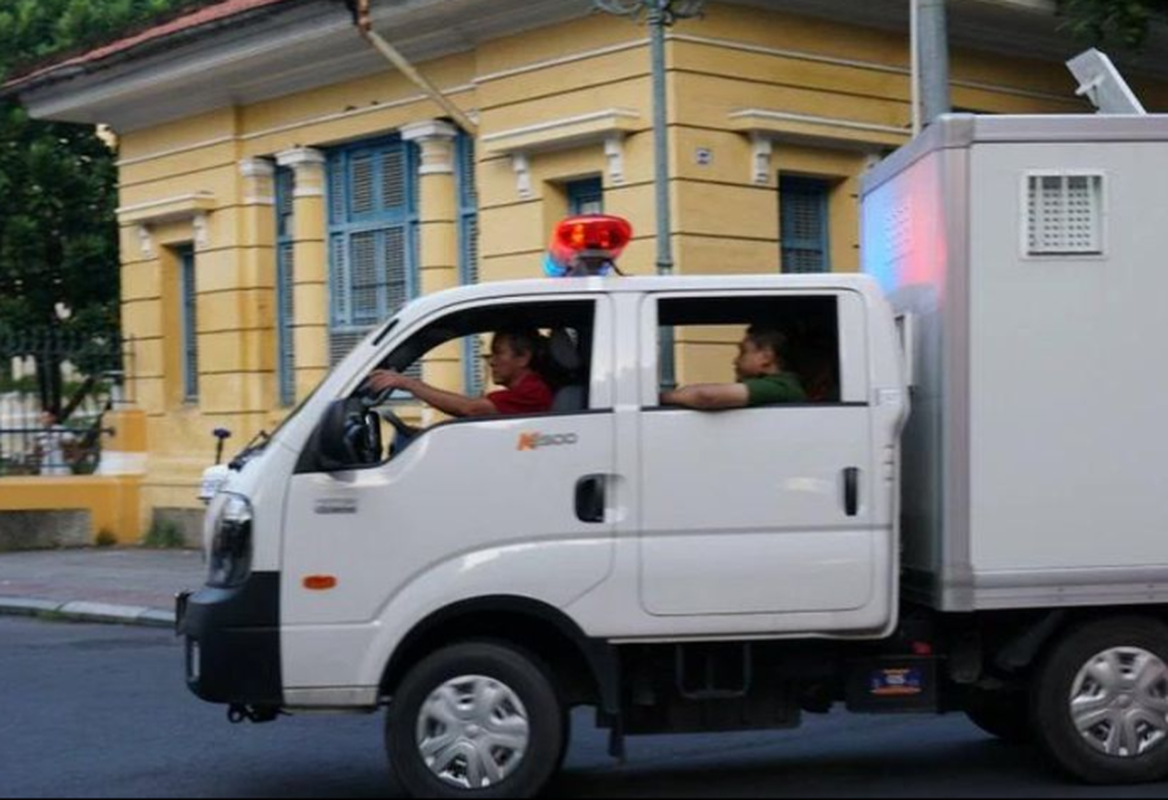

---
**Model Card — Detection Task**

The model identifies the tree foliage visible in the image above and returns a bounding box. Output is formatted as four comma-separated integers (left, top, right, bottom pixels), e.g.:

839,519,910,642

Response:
0,0,188,410
1057,0,1168,49
0,1,192,334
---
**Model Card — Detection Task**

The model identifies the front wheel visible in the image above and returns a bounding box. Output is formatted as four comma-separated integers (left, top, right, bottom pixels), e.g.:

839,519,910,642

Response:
386,642,566,799
1031,617,1168,784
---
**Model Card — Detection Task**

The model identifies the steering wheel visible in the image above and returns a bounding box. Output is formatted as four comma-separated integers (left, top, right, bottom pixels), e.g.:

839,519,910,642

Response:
340,405,383,466
366,387,422,455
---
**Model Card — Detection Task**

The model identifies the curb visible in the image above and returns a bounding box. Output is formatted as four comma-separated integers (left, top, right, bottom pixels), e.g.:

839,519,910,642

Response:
0,595,176,629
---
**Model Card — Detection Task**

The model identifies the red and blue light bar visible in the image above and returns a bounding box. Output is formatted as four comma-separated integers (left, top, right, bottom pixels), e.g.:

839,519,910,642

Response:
544,215,633,277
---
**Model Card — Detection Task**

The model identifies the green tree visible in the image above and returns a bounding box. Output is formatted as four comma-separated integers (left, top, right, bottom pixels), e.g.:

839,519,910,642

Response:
1058,0,1168,49
0,0,188,412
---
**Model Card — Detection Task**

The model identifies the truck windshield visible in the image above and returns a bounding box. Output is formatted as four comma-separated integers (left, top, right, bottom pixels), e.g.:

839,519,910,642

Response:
231,317,400,470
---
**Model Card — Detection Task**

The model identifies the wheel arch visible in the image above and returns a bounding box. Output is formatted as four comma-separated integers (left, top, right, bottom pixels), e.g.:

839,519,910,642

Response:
379,595,620,715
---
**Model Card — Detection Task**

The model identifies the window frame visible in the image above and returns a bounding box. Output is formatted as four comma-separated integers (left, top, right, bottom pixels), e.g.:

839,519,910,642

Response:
779,176,832,274
326,136,420,365
639,290,870,410
567,176,605,216
318,295,612,472
175,245,199,404
456,133,483,396
355,294,612,409
275,165,297,406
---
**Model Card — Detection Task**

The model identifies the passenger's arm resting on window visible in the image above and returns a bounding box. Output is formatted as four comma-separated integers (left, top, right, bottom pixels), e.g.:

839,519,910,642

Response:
368,370,498,418
660,383,750,410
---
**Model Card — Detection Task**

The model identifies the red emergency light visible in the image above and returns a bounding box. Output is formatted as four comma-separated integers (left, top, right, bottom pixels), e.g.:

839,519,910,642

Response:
545,215,633,277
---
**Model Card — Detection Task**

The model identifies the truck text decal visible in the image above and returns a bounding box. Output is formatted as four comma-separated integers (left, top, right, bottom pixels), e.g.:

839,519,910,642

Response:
517,433,579,451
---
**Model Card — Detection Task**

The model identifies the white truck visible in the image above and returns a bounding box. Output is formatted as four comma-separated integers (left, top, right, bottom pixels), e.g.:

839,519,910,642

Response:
179,112,1168,797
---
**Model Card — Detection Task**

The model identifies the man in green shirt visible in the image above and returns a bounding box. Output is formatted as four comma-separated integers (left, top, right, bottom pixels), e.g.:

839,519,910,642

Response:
660,326,807,410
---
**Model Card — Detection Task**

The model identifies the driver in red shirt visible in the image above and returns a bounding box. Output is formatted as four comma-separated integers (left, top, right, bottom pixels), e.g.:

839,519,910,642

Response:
366,328,554,418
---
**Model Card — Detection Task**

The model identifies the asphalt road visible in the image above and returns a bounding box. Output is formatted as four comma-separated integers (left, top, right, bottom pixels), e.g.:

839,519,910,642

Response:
3,616,1168,798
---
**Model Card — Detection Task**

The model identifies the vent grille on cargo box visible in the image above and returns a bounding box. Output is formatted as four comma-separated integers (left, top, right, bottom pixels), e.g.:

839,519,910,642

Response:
1026,173,1105,256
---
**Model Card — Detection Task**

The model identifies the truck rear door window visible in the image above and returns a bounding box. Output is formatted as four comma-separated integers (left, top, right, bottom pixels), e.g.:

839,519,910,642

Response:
656,295,841,404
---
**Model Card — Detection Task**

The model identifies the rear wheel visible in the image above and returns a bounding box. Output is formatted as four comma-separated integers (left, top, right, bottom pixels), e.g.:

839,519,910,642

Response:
386,642,566,799
1031,617,1168,784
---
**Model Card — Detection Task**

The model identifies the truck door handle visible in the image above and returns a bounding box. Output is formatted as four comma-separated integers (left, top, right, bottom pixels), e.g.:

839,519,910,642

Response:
576,475,607,524
843,468,861,517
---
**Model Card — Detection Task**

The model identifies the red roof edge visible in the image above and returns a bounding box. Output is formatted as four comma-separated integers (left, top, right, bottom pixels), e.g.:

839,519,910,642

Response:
3,0,306,96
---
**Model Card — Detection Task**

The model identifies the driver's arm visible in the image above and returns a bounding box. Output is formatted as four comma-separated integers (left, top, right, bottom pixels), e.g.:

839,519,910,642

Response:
660,383,750,410
368,370,499,418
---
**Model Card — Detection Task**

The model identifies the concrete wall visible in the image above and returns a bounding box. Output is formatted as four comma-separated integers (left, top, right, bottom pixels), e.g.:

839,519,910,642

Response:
0,476,142,545
0,511,91,551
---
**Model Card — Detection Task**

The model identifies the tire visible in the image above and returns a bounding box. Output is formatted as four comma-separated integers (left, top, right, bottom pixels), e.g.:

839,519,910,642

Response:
1031,617,1168,784
965,687,1032,745
386,642,567,799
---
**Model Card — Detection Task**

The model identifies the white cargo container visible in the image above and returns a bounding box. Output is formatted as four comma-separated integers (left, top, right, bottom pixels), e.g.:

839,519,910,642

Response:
863,113,1168,612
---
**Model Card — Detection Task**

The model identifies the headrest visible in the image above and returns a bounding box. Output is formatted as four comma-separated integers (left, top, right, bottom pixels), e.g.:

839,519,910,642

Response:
547,329,582,373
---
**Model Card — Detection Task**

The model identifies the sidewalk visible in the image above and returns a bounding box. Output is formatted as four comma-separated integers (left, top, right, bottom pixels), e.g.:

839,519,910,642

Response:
0,548,205,628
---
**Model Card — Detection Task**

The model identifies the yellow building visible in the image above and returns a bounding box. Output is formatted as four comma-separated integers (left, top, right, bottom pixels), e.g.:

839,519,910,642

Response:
6,0,1168,538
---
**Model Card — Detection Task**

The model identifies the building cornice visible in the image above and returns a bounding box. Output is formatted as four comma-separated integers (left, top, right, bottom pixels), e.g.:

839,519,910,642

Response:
9,0,593,132
10,0,1168,133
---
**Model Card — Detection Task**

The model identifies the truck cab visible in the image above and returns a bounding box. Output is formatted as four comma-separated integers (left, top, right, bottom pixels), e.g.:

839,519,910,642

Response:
180,249,908,797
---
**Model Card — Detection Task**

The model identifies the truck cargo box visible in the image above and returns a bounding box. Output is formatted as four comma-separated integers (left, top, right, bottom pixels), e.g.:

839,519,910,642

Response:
862,113,1168,612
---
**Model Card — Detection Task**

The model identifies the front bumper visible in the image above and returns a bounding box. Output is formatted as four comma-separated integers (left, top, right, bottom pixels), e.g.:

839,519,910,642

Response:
177,572,282,707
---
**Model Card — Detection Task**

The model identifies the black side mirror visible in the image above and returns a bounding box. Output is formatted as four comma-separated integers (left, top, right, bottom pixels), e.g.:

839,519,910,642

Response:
317,399,382,471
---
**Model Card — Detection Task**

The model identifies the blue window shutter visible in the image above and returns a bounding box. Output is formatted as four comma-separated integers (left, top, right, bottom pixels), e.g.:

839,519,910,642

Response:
328,153,346,224
780,177,831,274
277,243,296,405
275,167,296,406
457,134,482,394
350,153,376,217
326,137,419,366
276,168,295,238
384,227,409,316
568,177,604,216
381,147,407,211
330,233,349,328
457,134,479,286
180,247,199,401
350,230,380,325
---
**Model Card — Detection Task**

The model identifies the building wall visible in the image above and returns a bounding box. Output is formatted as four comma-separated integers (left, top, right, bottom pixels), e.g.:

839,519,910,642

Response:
113,2,1165,523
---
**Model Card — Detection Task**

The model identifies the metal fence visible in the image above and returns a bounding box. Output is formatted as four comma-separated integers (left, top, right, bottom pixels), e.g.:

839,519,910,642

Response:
0,330,127,477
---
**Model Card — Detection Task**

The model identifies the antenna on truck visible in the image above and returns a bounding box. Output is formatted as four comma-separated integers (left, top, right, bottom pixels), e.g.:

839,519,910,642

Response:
1067,49,1147,116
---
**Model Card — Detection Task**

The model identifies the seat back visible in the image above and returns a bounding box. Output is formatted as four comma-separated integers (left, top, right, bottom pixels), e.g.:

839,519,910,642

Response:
546,329,586,412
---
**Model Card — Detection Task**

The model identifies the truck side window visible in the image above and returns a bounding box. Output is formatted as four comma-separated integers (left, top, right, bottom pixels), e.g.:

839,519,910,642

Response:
657,295,840,405
361,300,597,431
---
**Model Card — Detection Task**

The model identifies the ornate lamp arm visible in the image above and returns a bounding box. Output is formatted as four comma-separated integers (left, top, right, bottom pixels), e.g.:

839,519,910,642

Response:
594,0,707,26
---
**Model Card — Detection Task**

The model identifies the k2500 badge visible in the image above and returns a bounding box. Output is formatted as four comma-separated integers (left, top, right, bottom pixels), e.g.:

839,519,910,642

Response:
517,432,579,451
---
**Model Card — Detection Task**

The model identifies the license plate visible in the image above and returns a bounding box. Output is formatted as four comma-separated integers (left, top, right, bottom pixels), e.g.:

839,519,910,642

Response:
868,666,926,697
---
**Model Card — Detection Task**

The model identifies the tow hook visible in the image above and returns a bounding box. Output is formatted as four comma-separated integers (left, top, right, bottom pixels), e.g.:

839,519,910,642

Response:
227,704,280,724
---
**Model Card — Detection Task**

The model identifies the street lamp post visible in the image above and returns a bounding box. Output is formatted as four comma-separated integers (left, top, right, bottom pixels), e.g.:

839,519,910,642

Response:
911,0,951,131
594,0,707,278
595,1,704,389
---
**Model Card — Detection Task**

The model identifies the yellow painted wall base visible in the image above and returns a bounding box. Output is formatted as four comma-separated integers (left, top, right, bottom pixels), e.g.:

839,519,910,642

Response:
0,477,143,545
106,409,149,454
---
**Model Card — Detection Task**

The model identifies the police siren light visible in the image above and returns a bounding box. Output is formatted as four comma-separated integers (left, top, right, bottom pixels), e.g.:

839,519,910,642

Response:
544,215,633,277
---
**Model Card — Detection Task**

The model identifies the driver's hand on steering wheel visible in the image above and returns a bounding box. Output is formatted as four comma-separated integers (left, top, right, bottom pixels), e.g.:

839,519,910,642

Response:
367,369,412,394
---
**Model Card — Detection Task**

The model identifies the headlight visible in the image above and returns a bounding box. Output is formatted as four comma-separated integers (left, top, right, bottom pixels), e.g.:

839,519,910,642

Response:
208,494,254,588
